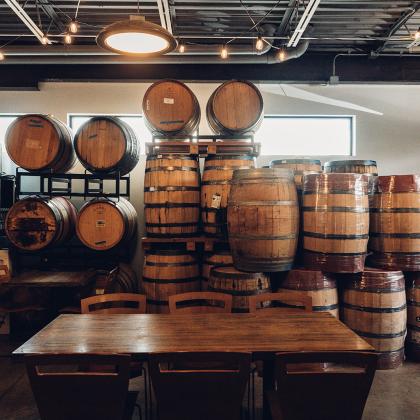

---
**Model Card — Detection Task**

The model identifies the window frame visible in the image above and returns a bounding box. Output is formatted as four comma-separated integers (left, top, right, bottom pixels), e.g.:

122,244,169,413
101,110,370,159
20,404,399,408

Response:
67,113,143,129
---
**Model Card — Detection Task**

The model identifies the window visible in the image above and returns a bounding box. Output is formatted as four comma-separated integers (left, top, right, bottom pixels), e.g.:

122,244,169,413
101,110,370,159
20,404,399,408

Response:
255,115,355,156
0,114,19,174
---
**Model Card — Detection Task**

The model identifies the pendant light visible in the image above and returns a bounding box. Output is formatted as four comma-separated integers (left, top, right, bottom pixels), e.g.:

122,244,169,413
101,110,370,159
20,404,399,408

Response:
97,15,177,56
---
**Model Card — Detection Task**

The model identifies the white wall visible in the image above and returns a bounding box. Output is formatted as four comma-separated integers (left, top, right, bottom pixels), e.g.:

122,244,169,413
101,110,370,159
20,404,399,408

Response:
0,82,419,276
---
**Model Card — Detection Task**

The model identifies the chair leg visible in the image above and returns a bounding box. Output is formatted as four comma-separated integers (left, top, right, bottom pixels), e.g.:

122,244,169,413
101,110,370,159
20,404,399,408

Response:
142,366,148,420
135,403,142,420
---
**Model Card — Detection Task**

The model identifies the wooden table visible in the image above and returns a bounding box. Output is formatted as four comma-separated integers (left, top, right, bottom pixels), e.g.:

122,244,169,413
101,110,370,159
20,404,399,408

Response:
13,312,373,419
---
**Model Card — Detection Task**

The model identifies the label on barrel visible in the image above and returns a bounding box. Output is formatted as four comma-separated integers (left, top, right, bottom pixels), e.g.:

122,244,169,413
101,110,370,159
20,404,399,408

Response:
164,97,175,104
25,139,40,149
96,220,106,228
211,194,222,209
417,316,420,322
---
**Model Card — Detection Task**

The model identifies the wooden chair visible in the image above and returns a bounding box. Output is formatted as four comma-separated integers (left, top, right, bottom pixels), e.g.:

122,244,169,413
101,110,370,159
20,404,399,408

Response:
248,291,312,313
25,354,136,420
149,352,251,420
267,352,378,420
168,291,233,314
81,293,147,314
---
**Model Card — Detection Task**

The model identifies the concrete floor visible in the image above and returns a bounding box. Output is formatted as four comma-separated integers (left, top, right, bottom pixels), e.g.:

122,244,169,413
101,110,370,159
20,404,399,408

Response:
0,339,419,420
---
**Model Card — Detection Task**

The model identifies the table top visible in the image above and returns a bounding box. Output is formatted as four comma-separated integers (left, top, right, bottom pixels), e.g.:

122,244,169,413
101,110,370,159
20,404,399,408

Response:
6,270,96,288
13,312,373,358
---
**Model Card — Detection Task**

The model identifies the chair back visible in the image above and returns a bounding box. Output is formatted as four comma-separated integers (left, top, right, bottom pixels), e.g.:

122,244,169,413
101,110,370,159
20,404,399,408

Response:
248,291,312,313
25,354,131,420
81,293,146,314
149,352,251,420
272,352,377,420
169,292,232,314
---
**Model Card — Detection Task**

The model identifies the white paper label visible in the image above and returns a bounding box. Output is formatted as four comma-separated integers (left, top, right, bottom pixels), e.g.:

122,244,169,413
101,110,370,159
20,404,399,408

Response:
211,194,222,209
26,139,40,149
164,97,175,104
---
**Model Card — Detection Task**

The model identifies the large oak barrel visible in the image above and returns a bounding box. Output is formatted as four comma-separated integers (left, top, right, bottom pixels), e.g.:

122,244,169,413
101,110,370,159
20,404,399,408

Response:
76,197,137,251
227,168,299,272
208,265,270,313
302,173,369,273
142,80,200,137
144,154,200,237
277,269,339,317
202,249,233,291
406,272,420,361
5,196,76,251
206,80,264,135
142,249,200,313
74,116,140,175
324,159,378,175
369,175,420,270
201,155,255,237
5,114,75,173
341,268,407,369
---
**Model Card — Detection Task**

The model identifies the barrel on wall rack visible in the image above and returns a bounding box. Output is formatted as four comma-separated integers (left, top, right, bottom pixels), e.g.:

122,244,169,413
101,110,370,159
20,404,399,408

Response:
5,114,75,173
227,168,299,272
5,196,77,251
302,173,370,273
341,268,407,369
142,249,200,313
144,154,200,237
405,272,420,361
74,116,140,175
201,155,255,237
142,80,201,137
369,175,420,271
76,197,137,251
208,265,270,313
202,248,233,291
206,80,264,135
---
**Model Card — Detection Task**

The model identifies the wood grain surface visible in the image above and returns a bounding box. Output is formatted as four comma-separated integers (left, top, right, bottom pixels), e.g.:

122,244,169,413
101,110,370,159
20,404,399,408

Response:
6,270,95,288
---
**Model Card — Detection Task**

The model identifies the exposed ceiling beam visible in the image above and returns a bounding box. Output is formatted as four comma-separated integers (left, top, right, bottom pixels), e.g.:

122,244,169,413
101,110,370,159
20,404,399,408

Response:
37,0,67,33
287,0,321,47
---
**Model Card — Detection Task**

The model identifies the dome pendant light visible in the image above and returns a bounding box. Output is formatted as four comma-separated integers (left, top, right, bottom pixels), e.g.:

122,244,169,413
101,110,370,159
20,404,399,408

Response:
97,15,177,56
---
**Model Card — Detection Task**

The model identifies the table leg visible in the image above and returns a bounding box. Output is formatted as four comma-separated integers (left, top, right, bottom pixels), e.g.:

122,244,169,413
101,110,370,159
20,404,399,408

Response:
263,359,275,420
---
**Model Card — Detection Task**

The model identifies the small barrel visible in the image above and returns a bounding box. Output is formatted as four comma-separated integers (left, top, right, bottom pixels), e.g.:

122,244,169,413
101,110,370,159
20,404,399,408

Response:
202,249,233,291
302,173,369,273
208,265,270,313
369,175,420,271
406,272,420,361
201,155,255,237
142,249,200,313
144,154,200,237
142,80,200,137
206,80,264,135
5,196,77,251
277,269,339,317
5,114,75,173
324,160,378,175
227,168,299,272
270,159,322,191
341,268,407,369
76,197,137,251
74,116,140,175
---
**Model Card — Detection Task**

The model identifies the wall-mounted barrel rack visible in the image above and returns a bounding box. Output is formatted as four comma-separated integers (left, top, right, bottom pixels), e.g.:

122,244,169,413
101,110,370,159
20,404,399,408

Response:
141,236,227,252
146,134,260,157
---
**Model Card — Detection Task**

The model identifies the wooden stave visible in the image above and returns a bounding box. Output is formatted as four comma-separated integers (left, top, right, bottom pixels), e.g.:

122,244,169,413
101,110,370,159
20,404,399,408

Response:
341,268,407,369
201,154,255,237
5,114,76,173
202,250,233,291
227,168,299,272
206,80,264,135
302,173,369,273
405,272,420,361
142,80,201,137
74,116,140,175
76,197,137,251
208,265,271,313
142,249,200,313
324,160,378,175
144,154,200,237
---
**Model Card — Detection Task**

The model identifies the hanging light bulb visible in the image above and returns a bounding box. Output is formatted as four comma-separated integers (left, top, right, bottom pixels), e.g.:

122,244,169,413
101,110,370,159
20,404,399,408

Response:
0,51,4,61
221,44,228,59
41,35,49,45
179,43,185,53
415,27,420,40
278,48,287,62
255,36,264,51
64,34,72,44
69,21,78,34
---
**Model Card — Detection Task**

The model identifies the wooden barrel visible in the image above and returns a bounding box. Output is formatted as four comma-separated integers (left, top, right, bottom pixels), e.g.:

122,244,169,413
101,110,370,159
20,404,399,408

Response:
270,159,322,191
208,265,270,313
206,80,264,135
142,80,200,137
324,159,378,175
302,173,369,273
202,249,233,291
5,196,77,251
74,116,140,175
277,269,339,317
144,154,200,237
405,272,420,361
5,114,75,173
142,249,200,313
76,197,137,251
341,268,407,369
227,168,299,272
369,175,420,271
201,155,255,237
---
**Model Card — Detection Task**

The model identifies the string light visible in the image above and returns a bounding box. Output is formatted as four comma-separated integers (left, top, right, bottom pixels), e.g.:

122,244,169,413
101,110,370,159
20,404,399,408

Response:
221,44,228,59
0,52,4,61
41,35,49,45
179,43,185,53
415,27,420,40
255,36,264,51
64,34,72,45
69,21,78,34
278,48,287,62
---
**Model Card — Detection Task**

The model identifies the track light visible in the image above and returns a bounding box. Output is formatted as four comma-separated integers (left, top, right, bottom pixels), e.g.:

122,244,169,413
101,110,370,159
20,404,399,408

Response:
255,36,264,51
41,35,49,45
415,27,420,40
0,51,4,61
69,21,78,34
221,44,228,59
179,43,185,53
64,34,72,44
